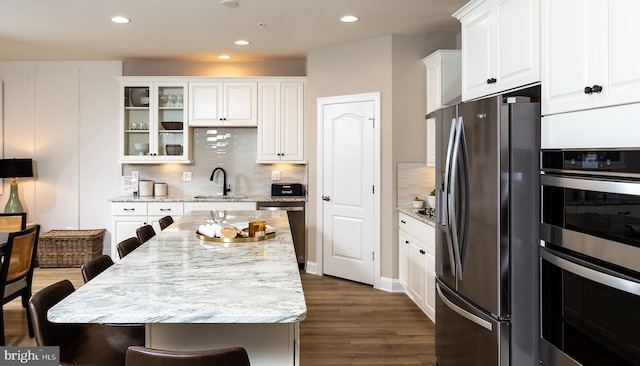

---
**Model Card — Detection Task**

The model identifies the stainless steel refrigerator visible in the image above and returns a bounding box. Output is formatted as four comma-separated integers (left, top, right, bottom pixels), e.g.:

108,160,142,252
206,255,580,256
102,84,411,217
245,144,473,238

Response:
431,96,540,366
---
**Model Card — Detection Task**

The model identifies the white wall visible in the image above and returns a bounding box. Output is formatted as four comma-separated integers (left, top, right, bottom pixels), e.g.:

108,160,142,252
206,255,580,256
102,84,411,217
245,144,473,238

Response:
307,33,458,280
0,61,122,249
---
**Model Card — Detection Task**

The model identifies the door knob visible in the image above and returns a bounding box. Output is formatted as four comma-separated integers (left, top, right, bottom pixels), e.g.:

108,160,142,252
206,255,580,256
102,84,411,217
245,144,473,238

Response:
322,195,331,201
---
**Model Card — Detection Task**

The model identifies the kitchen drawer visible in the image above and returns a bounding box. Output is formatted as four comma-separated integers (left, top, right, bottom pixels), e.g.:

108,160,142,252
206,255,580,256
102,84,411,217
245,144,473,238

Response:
148,202,184,216
111,202,148,216
399,213,434,246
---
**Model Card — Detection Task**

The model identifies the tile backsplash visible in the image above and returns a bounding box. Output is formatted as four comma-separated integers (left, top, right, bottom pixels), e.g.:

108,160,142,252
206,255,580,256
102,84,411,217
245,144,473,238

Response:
397,162,435,206
122,127,308,197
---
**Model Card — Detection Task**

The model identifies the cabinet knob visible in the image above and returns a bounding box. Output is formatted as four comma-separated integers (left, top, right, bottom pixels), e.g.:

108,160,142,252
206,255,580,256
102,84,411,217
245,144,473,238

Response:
486,78,497,84
400,220,406,224
592,84,603,93
322,195,331,201
405,240,409,244
584,86,593,94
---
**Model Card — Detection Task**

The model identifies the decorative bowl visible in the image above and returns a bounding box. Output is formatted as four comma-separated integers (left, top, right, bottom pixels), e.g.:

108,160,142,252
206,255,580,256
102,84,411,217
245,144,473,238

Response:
161,121,183,130
133,143,149,155
166,144,183,156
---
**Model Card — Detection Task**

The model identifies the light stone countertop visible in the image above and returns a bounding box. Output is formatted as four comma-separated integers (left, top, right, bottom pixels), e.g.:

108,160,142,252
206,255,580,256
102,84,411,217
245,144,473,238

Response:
109,195,307,203
48,210,307,324
397,206,436,226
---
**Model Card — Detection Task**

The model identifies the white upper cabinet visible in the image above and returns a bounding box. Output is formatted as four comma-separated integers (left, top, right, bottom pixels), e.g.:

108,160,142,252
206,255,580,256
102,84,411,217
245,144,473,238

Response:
423,50,462,115
541,0,640,116
454,0,540,101
189,81,257,127
257,80,306,163
423,50,461,167
119,79,190,163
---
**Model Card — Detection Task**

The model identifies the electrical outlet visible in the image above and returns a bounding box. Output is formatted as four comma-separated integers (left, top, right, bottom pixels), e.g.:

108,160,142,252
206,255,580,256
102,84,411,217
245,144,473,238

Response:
183,172,192,182
271,171,281,181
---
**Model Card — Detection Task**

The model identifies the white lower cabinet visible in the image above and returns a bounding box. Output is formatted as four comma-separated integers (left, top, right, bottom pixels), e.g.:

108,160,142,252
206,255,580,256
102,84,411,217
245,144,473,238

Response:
398,212,435,322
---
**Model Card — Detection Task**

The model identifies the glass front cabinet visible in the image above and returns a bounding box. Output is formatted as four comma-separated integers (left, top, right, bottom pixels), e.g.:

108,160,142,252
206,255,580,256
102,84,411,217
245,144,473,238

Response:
119,79,191,163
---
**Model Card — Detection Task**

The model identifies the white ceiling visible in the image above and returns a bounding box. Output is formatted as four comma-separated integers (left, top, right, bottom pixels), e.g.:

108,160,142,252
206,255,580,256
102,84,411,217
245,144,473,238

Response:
0,0,466,62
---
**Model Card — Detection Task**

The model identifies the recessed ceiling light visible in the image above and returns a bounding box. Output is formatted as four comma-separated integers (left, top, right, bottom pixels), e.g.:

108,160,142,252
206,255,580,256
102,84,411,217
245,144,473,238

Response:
110,16,130,24
221,0,239,7
340,15,359,23
234,40,250,46
218,55,232,60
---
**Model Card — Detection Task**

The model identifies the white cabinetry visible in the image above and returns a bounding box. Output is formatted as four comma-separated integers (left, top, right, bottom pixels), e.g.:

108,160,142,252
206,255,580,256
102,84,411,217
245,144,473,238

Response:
189,82,257,127
257,81,306,163
183,202,256,212
454,0,540,101
423,50,461,166
148,202,184,233
119,79,190,163
398,212,435,322
110,202,148,257
541,0,640,116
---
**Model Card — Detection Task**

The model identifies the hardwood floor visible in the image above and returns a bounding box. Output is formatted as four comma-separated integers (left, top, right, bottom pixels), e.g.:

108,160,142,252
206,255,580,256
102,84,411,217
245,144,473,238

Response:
5,268,436,365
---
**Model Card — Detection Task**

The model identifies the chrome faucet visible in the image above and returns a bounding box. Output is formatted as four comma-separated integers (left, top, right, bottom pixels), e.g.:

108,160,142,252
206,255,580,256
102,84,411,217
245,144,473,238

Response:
210,167,231,196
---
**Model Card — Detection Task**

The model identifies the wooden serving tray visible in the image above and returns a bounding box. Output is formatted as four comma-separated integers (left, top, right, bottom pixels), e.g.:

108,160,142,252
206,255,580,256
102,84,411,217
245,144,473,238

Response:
196,229,276,243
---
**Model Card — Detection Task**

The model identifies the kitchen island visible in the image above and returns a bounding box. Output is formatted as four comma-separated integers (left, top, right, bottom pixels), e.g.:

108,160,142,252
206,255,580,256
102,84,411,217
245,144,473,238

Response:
48,210,307,366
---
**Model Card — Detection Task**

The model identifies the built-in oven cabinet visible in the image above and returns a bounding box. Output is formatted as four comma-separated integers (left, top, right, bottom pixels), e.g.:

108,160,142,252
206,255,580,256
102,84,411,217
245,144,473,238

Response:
542,0,640,116
398,212,435,322
454,0,540,102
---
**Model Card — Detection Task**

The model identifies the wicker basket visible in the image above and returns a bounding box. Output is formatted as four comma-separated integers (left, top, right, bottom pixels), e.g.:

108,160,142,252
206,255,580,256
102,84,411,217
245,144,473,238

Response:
37,229,105,268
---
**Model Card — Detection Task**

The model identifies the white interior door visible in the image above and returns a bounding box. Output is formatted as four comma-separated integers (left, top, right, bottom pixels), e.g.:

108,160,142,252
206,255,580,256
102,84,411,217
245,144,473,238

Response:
320,97,376,285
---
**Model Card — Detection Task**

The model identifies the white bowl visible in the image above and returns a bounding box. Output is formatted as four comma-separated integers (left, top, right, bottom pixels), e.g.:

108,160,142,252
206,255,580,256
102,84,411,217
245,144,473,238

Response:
133,143,149,155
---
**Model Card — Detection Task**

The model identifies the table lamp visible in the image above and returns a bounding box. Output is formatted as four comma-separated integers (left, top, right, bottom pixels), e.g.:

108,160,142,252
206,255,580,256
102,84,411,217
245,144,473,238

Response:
0,158,34,213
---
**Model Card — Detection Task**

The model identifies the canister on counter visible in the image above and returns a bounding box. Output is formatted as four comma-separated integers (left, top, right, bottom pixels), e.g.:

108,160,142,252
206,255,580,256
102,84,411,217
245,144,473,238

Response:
154,182,168,196
139,180,154,196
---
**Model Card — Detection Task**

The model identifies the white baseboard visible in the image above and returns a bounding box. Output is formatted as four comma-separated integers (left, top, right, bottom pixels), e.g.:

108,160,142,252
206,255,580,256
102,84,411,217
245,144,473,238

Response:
305,261,318,275
377,276,405,293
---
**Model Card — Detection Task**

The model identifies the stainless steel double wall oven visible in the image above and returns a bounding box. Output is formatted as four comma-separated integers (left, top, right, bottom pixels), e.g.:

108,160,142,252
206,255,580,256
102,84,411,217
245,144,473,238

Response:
540,149,640,366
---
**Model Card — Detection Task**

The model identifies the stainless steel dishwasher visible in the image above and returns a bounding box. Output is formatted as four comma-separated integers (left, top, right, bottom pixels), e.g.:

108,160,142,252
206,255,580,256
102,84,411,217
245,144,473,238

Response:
257,201,305,269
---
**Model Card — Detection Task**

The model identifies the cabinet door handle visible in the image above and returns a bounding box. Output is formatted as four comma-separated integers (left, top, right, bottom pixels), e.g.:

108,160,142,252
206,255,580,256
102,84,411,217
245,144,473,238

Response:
400,220,406,224
124,208,135,212
322,195,331,201
584,86,593,94
420,249,426,255
160,208,172,212
486,78,497,84
592,84,603,93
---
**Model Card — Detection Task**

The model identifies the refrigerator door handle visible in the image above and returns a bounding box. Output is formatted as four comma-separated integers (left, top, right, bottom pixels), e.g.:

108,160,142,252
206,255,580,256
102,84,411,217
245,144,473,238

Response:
436,282,493,331
449,117,464,279
443,117,458,277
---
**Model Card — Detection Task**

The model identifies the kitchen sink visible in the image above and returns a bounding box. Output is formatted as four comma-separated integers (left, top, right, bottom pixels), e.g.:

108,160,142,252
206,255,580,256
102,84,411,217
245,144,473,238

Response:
193,195,248,200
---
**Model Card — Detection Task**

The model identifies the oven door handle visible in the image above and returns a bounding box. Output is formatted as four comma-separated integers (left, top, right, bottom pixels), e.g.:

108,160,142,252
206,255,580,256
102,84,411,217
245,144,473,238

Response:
540,247,640,296
540,174,640,195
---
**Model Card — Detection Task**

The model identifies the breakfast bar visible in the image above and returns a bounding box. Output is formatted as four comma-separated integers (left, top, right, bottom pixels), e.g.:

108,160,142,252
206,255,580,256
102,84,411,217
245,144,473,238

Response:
48,210,307,366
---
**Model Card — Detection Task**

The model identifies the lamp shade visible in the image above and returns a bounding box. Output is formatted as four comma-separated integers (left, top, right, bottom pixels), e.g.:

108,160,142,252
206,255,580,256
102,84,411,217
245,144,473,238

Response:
0,158,33,178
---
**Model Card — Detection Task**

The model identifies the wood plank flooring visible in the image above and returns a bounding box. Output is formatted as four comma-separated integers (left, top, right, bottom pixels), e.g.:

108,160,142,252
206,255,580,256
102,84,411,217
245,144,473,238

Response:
4,268,436,365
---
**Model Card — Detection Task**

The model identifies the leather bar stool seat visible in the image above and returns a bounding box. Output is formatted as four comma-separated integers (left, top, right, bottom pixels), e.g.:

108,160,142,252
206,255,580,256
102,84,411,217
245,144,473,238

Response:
81,254,114,283
29,279,145,366
117,237,143,259
126,346,251,366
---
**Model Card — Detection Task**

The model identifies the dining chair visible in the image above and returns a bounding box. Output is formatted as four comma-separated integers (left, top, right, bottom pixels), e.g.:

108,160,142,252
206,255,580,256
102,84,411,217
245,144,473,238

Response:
0,224,39,345
117,237,143,259
29,279,145,366
135,224,156,244
0,212,27,253
81,254,114,283
158,215,174,231
125,346,251,366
